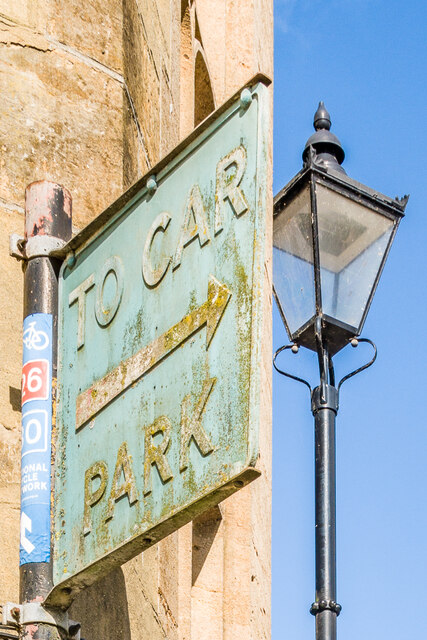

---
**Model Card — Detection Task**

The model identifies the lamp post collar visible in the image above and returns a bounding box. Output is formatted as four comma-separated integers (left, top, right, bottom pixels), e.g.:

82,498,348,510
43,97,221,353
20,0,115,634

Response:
303,101,346,174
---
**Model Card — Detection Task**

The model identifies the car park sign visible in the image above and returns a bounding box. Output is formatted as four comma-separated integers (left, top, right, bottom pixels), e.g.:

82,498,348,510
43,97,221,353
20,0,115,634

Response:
49,76,270,606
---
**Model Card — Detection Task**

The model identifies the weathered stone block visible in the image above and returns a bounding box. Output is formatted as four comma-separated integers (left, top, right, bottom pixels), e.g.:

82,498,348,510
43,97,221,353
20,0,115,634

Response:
0,205,24,603
0,0,49,35
0,207,24,432
48,0,123,74
0,21,124,227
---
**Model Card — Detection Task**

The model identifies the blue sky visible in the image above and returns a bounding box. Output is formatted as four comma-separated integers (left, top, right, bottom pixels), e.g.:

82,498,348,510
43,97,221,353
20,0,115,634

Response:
272,1,427,638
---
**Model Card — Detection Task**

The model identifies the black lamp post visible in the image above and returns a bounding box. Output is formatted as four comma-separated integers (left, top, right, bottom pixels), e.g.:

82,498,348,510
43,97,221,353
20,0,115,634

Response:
273,103,408,640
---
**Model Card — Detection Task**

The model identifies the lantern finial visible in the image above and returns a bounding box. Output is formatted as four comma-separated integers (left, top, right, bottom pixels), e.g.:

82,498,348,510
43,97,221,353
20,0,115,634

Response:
303,102,345,172
314,102,331,131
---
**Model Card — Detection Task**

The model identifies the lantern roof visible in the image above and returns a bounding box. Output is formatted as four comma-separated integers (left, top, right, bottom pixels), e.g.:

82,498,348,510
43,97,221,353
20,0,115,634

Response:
274,101,408,218
274,162,408,220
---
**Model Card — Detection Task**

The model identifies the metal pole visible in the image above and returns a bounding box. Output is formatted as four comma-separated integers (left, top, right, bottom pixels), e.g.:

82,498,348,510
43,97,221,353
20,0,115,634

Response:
310,379,341,640
20,181,72,638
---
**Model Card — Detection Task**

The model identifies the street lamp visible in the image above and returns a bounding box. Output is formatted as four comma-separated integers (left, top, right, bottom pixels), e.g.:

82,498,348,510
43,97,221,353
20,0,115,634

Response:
273,102,408,640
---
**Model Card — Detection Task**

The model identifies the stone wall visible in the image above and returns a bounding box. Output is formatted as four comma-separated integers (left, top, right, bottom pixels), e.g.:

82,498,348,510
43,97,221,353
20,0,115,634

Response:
0,0,273,637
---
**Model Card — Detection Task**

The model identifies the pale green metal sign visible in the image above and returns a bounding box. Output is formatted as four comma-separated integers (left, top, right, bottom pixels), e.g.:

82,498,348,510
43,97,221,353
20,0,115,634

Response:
49,77,270,606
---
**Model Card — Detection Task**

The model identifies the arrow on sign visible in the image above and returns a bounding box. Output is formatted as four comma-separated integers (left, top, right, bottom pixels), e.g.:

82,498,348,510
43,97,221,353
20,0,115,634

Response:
76,276,231,430
21,512,35,555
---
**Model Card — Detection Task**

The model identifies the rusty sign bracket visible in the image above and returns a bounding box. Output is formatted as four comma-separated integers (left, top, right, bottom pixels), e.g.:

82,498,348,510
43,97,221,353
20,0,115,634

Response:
9,232,68,261
2,602,80,639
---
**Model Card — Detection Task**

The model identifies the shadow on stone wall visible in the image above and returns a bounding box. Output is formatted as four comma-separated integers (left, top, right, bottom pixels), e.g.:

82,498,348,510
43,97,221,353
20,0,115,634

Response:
192,505,222,585
69,568,131,640
9,386,21,412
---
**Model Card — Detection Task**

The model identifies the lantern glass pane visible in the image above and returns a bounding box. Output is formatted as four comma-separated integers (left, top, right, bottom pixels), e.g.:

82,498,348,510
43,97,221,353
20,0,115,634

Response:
316,183,394,329
273,185,315,335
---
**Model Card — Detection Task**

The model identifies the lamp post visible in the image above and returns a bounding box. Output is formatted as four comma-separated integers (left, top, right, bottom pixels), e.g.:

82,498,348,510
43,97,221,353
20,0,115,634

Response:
273,103,408,640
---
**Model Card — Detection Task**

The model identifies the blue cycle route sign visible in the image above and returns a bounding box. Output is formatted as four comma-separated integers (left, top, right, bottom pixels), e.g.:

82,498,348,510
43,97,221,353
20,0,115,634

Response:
20,313,53,565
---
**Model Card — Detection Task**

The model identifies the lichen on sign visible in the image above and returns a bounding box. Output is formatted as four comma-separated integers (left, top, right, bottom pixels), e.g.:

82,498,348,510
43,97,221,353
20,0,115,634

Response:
49,76,271,608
